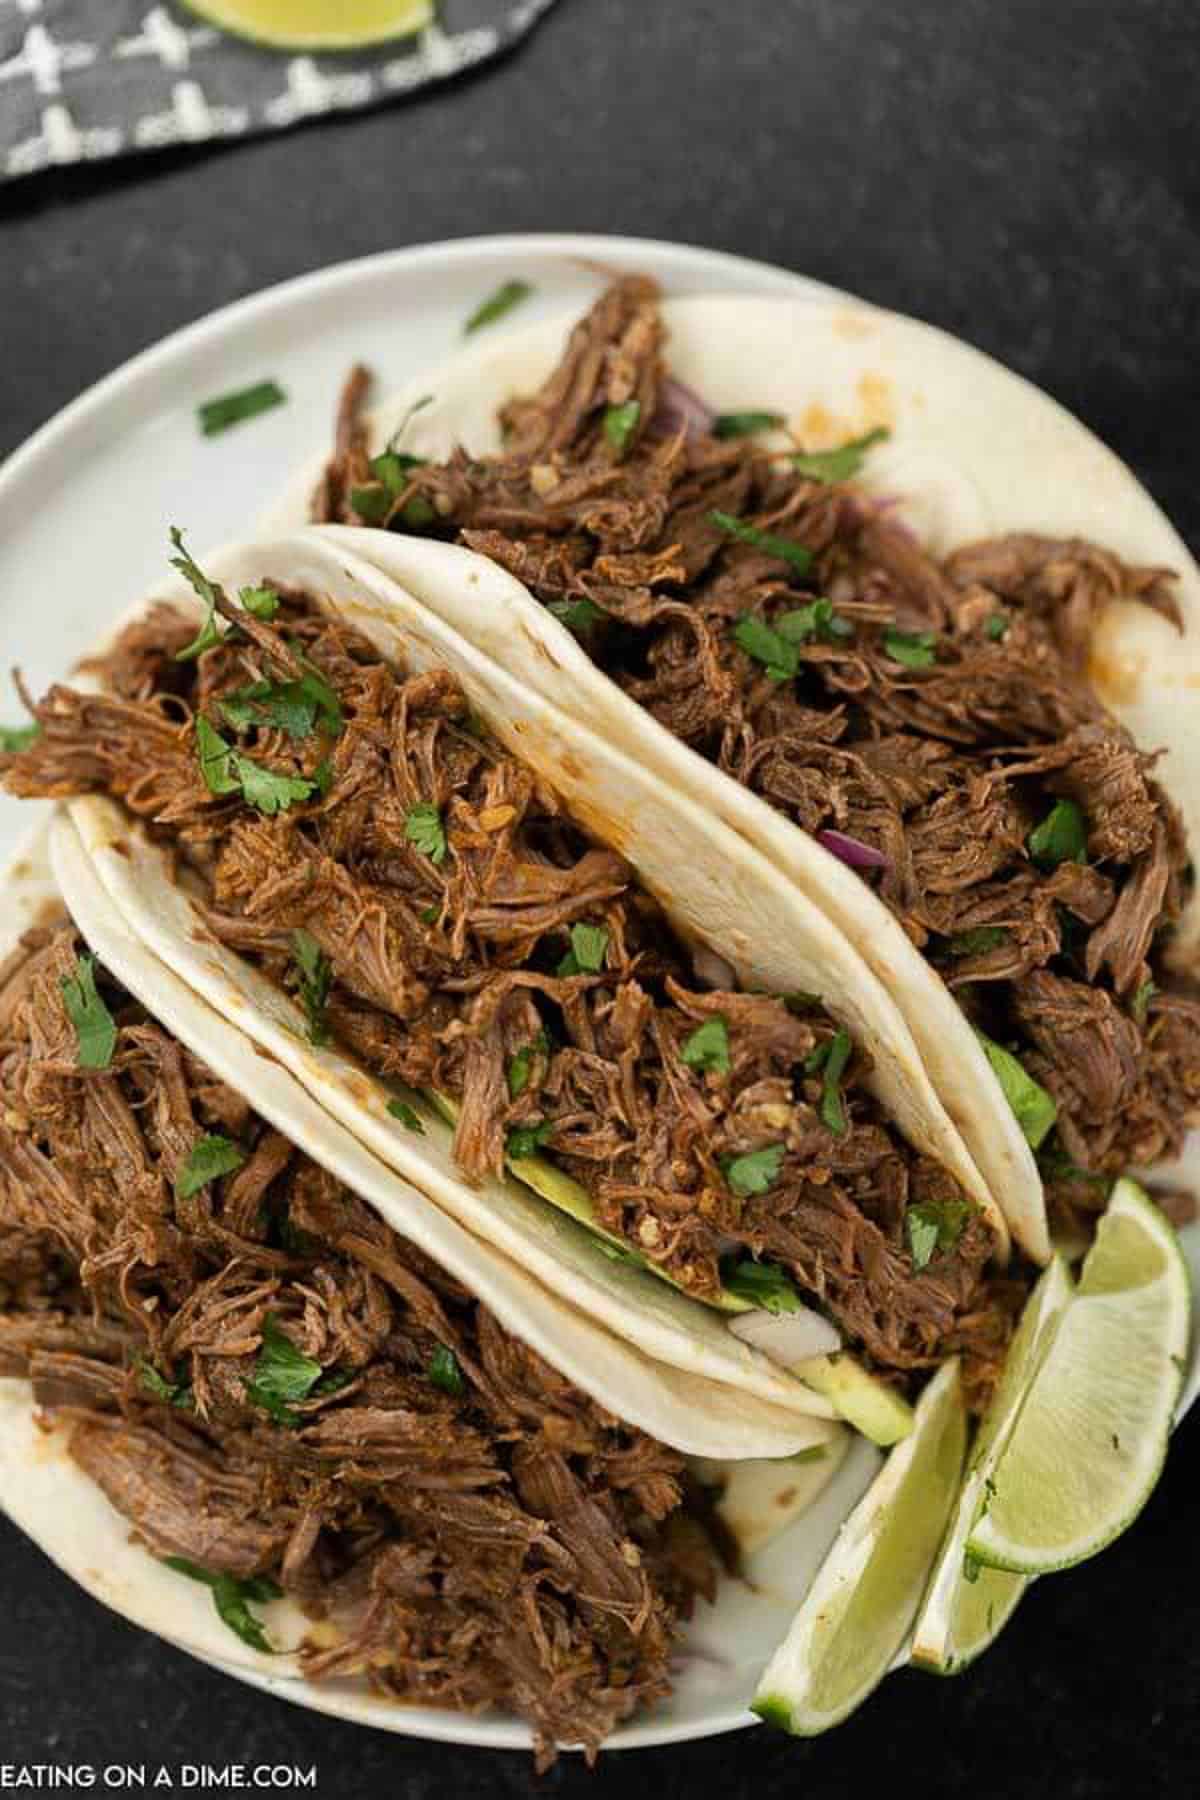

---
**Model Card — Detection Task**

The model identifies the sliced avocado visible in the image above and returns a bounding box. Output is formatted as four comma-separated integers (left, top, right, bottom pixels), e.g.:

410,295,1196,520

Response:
796,1353,914,1445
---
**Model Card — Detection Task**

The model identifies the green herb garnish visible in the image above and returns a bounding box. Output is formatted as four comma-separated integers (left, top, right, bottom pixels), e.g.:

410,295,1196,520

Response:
733,615,800,682
945,926,1009,958
790,427,889,483
506,1119,554,1160
720,1143,786,1198
775,598,855,644
1028,799,1087,869
986,613,1009,641
171,528,226,661
235,755,318,817
681,1015,731,1075
603,400,641,457
176,1134,247,1200
239,585,280,620
405,802,447,866
60,954,117,1070
0,723,38,752
350,446,429,524
136,1357,192,1410
556,921,610,977
428,1344,466,1396
807,1027,852,1136
884,627,938,669
548,597,606,640
507,1029,550,1100
719,1255,802,1314
1131,980,1158,1025
709,510,813,575
974,1029,1057,1149
387,1098,426,1134
247,1315,327,1427
712,411,785,439
164,1558,282,1654
198,379,286,438
464,279,533,335
291,930,332,1045
905,1195,971,1272
221,667,342,741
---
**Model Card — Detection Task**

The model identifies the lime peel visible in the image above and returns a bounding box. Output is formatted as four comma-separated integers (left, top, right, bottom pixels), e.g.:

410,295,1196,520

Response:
180,0,433,51
967,1180,1190,1576
753,1357,966,1734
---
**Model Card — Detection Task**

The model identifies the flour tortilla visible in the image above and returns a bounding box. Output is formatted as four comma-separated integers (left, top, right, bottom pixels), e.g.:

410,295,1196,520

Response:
58,528,1012,1419
268,294,1200,1258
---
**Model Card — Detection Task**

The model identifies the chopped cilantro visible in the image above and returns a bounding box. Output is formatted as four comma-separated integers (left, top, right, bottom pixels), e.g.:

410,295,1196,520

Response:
719,1255,802,1314
945,926,1009,958
405,802,447,865
171,527,227,661
790,427,889,483
1038,1146,1111,1193
136,1357,192,1409
905,1196,971,1272
733,614,799,682
986,612,1010,641
387,1098,426,1134
464,279,533,335
291,930,332,1045
506,1119,555,1160
176,1133,247,1200
239,585,280,620
235,754,317,817
884,627,938,669
60,954,117,1070
681,1015,731,1075
720,1142,786,1198
548,597,606,640
1028,799,1087,869
712,411,785,439
164,1558,282,1654
0,723,38,752
806,1028,853,1136
198,379,286,438
1131,979,1158,1025
221,668,342,741
247,1315,327,1427
507,1030,550,1099
775,598,855,644
428,1344,466,1396
350,445,428,524
709,509,813,575
556,921,609,976
603,400,641,457
974,1028,1057,1149
195,715,240,796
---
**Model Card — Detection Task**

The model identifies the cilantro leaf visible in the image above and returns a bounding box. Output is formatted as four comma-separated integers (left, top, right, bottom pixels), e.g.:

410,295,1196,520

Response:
464,279,533,335
387,1098,426,1134
350,446,428,524
428,1344,466,1397
59,954,117,1070
171,528,227,662
1028,799,1087,868
506,1120,554,1160
1131,979,1158,1025
774,597,854,645
507,1029,550,1100
195,715,240,796
548,597,606,640
0,723,39,752
884,627,938,669
603,400,641,457
720,1143,786,1198
790,427,889,483
136,1357,192,1409
233,754,316,817
712,411,785,439
905,1196,971,1272
247,1315,326,1427
709,510,813,575
974,1028,1057,1149
556,921,609,976
986,612,1010,641
176,1133,247,1200
805,1028,853,1135
291,930,332,1045
719,1255,802,1314
680,1015,731,1075
405,802,447,865
239,585,280,620
198,379,286,438
945,926,1009,958
164,1558,282,1654
733,614,798,682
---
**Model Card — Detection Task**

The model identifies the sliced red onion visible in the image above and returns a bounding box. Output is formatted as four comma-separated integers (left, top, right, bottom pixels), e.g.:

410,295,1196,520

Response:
816,828,888,872
653,375,716,440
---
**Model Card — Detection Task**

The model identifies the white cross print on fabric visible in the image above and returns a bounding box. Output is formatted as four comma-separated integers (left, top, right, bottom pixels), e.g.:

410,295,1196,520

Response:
135,78,248,148
6,101,121,176
383,23,497,94
264,55,376,126
114,7,216,73
0,24,97,97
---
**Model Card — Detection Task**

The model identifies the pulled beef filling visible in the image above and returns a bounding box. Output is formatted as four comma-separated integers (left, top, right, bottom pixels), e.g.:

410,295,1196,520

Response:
311,275,1200,1239
0,918,713,1767
3,589,1014,1404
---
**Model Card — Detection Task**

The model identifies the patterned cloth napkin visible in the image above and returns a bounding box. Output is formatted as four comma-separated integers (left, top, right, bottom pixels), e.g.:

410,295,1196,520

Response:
0,0,557,182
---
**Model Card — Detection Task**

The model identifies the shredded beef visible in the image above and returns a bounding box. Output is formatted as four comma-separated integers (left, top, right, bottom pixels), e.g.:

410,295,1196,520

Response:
0,922,712,1767
3,576,1015,1405
305,276,1200,1230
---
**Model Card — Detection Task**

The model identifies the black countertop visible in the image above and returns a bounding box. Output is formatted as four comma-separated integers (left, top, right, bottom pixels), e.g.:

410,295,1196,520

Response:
2,2,1198,1794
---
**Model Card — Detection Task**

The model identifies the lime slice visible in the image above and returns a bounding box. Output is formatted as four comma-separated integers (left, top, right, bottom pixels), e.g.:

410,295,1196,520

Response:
968,1180,1190,1575
796,1352,913,1446
753,1357,966,1734
911,1255,1073,1672
181,0,432,50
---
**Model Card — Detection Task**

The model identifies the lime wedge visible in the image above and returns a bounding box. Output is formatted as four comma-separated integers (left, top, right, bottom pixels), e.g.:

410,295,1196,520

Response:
911,1255,1073,1672
181,0,432,50
753,1357,966,1734
968,1180,1190,1575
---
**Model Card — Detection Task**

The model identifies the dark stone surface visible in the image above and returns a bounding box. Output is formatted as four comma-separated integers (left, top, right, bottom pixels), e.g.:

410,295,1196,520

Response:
1,1,1198,1794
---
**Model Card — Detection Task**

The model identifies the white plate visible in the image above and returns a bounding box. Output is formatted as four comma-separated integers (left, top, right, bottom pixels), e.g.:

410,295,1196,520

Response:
1,232,1196,1759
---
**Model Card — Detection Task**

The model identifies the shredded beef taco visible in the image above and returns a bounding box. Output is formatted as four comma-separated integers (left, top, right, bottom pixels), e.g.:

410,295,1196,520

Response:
1,818,859,1766
1,532,1024,1438
277,275,1200,1261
